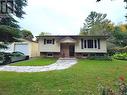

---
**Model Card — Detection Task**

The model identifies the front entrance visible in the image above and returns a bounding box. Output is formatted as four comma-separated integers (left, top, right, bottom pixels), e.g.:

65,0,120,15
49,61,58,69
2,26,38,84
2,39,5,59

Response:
60,44,75,57
69,45,75,57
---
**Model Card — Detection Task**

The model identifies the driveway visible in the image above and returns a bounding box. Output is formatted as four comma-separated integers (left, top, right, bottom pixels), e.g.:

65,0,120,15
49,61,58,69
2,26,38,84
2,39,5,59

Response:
0,58,77,72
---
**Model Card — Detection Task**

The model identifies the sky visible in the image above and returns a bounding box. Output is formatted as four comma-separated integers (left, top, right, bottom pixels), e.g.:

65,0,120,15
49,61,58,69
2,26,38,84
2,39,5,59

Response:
19,0,127,36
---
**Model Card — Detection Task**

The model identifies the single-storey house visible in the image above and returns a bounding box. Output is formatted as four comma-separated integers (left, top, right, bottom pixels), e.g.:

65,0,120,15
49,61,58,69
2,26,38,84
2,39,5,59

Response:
36,35,108,58
0,39,39,57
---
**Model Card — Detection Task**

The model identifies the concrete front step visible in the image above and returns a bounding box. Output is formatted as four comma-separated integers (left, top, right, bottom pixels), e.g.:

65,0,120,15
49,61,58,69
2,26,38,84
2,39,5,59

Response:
59,57,76,60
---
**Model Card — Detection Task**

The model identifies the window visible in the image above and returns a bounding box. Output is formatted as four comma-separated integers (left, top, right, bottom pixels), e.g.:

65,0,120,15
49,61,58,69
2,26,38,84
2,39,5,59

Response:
81,39,100,49
47,53,53,57
47,40,52,44
87,40,93,48
44,39,55,44
96,53,104,56
83,53,88,57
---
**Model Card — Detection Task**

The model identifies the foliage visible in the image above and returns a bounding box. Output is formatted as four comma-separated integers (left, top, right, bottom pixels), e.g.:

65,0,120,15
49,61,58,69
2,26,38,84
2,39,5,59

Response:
107,25,127,51
112,27,127,47
0,0,27,49
39,32,51,36
21,29,34,40
108,47,127,56
80,11,112,36
88,55,112,60
14,0,27,18
119,24,127,32
113,52,127,60
0,52,12,65
98,76,127,95
0,15,20,28
0,0,27,18
0,25,21,49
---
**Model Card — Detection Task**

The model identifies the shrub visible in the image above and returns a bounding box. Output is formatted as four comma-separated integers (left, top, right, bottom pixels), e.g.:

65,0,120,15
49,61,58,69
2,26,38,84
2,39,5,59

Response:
98,76,127,95
108,47,127,56
113,53,127,60
88,55,112,61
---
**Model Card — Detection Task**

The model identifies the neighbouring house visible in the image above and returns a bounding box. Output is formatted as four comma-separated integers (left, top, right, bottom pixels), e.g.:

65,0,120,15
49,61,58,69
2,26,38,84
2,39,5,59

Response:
0,39,39,57
36,35,108,58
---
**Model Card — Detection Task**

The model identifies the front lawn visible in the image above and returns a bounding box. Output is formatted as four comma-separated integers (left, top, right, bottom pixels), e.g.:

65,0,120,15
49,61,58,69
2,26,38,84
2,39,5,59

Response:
0,59,127,95
10,57,57,66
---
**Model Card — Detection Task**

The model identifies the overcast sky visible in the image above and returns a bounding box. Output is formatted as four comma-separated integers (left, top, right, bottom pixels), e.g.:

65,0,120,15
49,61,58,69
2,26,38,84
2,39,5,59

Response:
19,0,127,36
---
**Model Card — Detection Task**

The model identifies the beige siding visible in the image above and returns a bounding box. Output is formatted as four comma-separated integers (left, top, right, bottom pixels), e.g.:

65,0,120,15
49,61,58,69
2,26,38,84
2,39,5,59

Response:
75,39,107,53
31,42,39,57
39,38,60,52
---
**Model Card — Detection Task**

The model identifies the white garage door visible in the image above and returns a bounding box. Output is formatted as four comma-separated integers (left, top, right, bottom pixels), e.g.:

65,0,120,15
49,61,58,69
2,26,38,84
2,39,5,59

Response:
15,44,29,55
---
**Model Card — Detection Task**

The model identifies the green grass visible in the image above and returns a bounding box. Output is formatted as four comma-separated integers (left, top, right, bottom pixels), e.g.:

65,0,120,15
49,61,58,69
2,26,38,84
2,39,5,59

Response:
0,59,127,95
10,57,57,66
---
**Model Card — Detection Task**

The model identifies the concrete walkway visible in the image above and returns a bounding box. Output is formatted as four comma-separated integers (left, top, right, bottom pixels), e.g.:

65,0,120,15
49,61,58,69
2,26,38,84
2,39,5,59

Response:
0,58,77,72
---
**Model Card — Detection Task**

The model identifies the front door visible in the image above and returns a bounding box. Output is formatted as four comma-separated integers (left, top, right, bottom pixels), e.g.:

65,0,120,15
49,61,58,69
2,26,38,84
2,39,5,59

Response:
69,45,75,57
60,44,75,57
61,44,69,57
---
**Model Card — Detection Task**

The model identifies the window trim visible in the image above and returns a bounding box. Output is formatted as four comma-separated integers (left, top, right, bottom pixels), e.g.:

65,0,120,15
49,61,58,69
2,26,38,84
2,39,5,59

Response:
43,39,55,45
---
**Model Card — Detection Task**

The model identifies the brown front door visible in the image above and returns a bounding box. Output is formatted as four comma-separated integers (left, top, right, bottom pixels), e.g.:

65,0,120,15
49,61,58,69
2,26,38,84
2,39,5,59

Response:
60,44,75,57
61,44,69,57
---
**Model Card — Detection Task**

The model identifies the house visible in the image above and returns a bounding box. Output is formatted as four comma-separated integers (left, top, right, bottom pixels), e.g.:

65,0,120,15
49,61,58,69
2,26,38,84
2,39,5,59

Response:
36,35,108,58
0,39,39,57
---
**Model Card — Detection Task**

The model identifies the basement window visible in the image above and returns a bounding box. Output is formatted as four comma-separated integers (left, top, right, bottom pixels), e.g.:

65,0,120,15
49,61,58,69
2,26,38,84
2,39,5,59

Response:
47,53,53,57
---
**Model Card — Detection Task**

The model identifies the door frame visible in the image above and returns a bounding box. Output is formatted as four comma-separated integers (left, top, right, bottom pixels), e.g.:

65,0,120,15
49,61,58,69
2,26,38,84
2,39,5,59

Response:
60,43,75,57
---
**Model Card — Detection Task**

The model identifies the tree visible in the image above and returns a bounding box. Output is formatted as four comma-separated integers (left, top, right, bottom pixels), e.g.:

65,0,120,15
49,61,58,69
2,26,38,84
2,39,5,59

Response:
0,16,20,28
0,0,27,27
0,0,27,49
112,26,127,47
21,29,34,40
39,32,51,36
0,25,21,49
80,11,112,35
13,0,27,18
0,0,27,18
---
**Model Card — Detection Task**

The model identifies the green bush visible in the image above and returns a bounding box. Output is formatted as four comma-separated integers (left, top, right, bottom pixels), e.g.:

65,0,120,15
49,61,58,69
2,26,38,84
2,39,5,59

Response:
108,47,127,56
113,52,127,60
88,55,112,61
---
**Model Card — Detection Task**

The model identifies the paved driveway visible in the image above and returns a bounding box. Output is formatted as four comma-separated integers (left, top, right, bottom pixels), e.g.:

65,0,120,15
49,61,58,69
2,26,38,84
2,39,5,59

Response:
0,58,77,72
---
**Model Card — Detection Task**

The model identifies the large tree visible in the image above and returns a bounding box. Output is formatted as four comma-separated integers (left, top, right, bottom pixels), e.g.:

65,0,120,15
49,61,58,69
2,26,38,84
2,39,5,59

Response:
0,16,20,28
0,0,27,49
0,0,27,18
80,11,112,35
112,26,127,47
21,29,34,40
0,25,21,49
